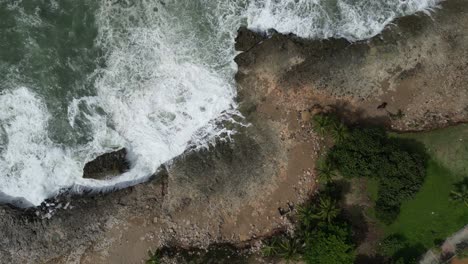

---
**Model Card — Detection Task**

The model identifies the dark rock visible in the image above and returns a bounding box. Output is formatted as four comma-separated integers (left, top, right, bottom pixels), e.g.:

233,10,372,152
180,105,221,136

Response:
83,148,130,180
234,26,265,52
377,102,388,109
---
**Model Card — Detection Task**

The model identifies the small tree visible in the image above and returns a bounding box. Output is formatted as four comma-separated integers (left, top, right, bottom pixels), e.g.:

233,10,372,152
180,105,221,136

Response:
316,161,336,183
297,204,316,231
261,237,280,257
312,197,340,224
277,237,303,262
312,114,334,136
262,236,302,262
331,122,349,143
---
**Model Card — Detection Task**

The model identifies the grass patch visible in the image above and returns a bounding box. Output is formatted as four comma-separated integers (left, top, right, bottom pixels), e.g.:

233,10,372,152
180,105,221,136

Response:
396,124,468,178
386,161,468,248
375,125,468,249
366,178,379,203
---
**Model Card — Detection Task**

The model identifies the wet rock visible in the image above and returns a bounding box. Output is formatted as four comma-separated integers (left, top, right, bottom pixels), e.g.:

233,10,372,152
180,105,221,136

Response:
234,26,265,52
83,149,130,180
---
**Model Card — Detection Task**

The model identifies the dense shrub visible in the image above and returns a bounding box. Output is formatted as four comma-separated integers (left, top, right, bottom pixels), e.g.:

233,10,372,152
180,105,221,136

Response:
378,233,426,264
304,223,356,264
379,233,407,257
326,126,427,224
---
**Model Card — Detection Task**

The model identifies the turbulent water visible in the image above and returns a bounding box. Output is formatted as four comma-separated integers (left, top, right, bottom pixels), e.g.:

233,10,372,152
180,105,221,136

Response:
0,0,440,206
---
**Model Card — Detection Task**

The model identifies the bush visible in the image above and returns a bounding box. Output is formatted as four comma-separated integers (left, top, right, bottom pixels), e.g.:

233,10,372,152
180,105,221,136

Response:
379,234,407,257
327,126,427,224
378,234,426,264
304,224,356,264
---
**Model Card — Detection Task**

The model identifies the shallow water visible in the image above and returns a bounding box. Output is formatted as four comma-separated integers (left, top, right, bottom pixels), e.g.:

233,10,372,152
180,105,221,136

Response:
0,0,440,205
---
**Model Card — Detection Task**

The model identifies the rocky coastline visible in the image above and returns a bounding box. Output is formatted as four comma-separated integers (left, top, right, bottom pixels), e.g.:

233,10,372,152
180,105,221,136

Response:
1,0,468,263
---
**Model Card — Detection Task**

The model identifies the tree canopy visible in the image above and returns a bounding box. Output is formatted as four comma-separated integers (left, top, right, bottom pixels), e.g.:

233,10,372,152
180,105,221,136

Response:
326,126,427,224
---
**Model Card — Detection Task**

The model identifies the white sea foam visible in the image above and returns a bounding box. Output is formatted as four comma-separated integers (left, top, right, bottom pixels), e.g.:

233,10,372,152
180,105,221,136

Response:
246,0,442,40
0,88,81,205
0,0,442,206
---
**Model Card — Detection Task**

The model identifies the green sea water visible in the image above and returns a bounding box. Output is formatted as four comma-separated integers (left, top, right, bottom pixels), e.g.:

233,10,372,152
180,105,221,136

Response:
0,0,440,206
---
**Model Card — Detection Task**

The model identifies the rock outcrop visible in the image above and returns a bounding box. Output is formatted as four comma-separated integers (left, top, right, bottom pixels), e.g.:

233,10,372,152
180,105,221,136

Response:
83,148,130,180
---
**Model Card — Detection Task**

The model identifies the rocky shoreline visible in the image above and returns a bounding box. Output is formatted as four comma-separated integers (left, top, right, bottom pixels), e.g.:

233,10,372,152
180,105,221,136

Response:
1,0,468,263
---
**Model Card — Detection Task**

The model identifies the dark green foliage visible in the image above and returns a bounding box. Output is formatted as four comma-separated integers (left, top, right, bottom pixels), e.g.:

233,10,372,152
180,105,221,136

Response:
312,197,340,224
262,236,303,262
275,237,303,262
316,161,337,183
263,216,356,264
331,122,349,143
379,234,407,257
312,114,341,137
297,203,317,231
146,250,161,264
312,114,334,136
327,126,427,224
263,189,356,264
303,224,356,264
378,234,426,264
327,127,388,179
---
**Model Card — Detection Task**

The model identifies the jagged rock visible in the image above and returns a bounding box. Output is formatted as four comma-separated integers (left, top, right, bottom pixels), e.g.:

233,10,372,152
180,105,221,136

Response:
234,26,265,52
83,149,130,180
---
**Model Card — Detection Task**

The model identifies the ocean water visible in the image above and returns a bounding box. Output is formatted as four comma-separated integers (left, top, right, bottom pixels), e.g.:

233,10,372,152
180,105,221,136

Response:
0,0,440,206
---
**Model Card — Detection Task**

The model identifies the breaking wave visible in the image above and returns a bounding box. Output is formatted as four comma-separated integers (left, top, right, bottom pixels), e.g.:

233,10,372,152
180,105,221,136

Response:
0,0,441,206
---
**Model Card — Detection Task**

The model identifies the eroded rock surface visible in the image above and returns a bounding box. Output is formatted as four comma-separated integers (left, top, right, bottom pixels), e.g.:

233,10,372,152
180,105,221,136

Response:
235,0,468,131
0,1,467,263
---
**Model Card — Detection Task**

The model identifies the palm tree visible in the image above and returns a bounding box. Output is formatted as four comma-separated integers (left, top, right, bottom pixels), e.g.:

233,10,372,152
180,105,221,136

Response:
262,238,280,257
277,237,302,263
450,178,468,207
297,204,315,230
331,122,349,143
312,197,340,223
312,114,332,136
317,161,336,183
262,237,302,262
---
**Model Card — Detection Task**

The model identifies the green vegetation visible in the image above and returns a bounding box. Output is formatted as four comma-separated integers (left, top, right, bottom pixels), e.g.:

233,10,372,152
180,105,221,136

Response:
326,126,427,224
312,114,336,137
146,250,161,264
303,223,356,264
262,188,356,264
311,115,467,262
380,125,468,250
450,177,468,208
145,120,467,264
316,161,337,184
378,234,425,264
